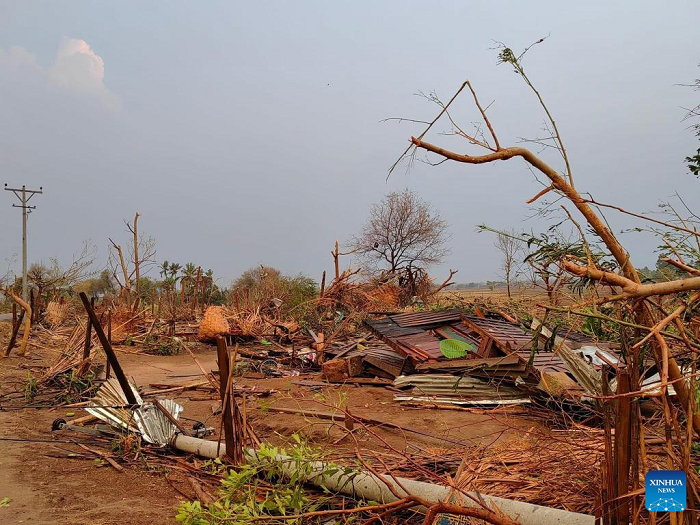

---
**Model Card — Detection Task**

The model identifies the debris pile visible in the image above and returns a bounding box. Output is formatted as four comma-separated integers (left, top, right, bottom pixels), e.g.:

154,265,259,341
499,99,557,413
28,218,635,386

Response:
364,310,624,405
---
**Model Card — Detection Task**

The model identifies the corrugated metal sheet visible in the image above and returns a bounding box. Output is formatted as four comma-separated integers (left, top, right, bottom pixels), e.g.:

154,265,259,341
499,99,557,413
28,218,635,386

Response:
394,374,529,405
461,315,570,374
395,332,442,360
390,310,463,328
365,317,438,362
344,345,410,377
367,311,574,376
86,378,183,445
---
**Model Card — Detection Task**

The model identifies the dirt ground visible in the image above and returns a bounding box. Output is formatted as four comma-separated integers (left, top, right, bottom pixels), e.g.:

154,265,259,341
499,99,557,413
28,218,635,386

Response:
0,321,535,524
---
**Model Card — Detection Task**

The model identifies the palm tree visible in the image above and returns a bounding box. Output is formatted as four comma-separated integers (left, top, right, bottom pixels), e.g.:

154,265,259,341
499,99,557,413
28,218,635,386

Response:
168,262,181,280
181,263,196,305
159,260,170,279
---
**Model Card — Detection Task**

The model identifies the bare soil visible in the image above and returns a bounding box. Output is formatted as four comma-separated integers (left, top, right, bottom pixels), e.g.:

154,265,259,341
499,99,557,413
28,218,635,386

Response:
0,321,533,524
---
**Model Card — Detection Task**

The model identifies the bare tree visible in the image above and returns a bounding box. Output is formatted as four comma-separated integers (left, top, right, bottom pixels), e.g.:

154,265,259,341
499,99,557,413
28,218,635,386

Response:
494,230,521,298
108,213,156,311
352,189,449,276
524,257,569,305
27,240,97,307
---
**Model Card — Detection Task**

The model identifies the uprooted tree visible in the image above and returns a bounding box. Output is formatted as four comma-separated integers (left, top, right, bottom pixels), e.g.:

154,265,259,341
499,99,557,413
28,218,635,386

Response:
392,39,700,523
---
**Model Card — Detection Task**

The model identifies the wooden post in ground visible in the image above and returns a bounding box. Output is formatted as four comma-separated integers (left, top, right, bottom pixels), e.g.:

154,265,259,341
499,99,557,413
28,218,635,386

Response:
216,336,235,462
5,308,25,356
333,240,340,281
105,308,112,379
29,289,35,324
613,368,632,524
216,336,243,464
12,303,16,326
79,292,136,406
82,297,95,361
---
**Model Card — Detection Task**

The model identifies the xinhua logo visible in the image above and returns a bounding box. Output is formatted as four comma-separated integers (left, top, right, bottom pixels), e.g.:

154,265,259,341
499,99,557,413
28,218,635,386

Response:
645,470,686,512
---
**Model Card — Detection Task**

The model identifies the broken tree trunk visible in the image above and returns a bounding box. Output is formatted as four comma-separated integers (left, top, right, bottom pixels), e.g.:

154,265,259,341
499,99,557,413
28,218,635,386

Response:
3,288,31,356
613,368,632,524
5,308,25,357
132,213,140,313
170,434,593,525
109,239,131,309
216,336,244,464
333,240,340,281
82,297,95,361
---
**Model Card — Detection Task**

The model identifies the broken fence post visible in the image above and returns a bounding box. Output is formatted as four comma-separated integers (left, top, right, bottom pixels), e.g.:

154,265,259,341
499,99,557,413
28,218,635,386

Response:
216,336,243,464
5,308,25,357
82,296,95,361
105,308,112,379
78,292,137,406
613,367,632,524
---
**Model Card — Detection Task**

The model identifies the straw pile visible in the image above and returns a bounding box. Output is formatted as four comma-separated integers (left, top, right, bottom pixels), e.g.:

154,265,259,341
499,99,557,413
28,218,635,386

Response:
198,306,230,342
451,432,603,514
318,270,404,312
45,301,68,326
37,323,96,385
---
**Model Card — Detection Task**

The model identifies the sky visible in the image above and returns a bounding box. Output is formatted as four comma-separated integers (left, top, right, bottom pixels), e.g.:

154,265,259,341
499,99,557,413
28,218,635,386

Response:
0,1,698,286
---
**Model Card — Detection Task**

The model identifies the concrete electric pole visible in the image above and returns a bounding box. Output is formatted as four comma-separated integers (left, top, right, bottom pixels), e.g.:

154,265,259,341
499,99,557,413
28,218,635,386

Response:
4,184,43,302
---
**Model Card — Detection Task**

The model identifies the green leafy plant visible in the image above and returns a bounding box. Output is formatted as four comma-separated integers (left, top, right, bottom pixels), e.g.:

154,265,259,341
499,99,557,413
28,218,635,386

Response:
176,436,355,525
439,338,473,359
23,372,38,401
146,337,180,356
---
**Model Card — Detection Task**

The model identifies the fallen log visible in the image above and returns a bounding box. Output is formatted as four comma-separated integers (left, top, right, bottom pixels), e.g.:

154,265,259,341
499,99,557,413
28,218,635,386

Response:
171,435,594,525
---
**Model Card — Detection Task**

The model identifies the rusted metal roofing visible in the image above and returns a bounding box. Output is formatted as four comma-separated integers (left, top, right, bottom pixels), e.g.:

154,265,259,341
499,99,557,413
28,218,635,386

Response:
461,315,570,373
461,315,534,351
365,317,424,338
395,332,442,360
390,310,463,328
365,317,439,362
367,311,572,374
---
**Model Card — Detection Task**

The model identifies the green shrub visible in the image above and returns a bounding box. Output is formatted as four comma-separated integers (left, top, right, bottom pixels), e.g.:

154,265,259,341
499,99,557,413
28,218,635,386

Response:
176,436,356,525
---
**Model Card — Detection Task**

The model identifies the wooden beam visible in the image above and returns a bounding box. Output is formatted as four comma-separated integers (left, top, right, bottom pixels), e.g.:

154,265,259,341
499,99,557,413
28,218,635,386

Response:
78,292,137,406
216,337,237,463
82,297,95,361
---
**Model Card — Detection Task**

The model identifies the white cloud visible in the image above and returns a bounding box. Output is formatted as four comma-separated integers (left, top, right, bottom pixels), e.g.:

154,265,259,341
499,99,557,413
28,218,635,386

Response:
0,45,42,75
0,38,120,112
48,38,120,112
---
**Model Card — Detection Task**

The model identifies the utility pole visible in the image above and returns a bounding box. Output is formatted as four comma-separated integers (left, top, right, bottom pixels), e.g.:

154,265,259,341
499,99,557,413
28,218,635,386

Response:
4,184,43,302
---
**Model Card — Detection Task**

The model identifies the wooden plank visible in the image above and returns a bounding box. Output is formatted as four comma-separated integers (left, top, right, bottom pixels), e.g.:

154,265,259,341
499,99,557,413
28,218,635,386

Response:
78,292,137,406
216,337,236,463
82,296,95,360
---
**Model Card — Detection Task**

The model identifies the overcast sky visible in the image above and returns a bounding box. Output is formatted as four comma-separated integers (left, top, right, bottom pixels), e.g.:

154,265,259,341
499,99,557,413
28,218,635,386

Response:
0,1,698,286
